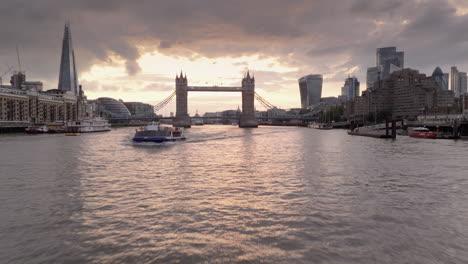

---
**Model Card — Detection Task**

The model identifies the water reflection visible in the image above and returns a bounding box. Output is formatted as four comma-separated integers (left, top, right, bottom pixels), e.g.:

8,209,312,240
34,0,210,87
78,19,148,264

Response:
1,126,468,263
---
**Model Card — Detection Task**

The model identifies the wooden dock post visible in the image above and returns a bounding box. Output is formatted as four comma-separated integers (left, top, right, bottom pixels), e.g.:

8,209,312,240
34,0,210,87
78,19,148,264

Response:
385,120,389,137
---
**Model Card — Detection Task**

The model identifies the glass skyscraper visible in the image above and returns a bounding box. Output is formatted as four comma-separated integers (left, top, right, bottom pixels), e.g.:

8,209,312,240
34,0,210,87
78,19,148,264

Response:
58,23,78,95
298,74,322,108
376,47,404,80
366,66,381,90
432,67,449,90
341,76,360,100
451,66,467,97
460,72,467,96
367,47,404,90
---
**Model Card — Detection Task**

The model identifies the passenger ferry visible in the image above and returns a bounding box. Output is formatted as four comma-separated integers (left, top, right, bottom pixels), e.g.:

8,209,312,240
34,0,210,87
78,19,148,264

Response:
132,122,186,143
66,117,111,133
409,127,437,139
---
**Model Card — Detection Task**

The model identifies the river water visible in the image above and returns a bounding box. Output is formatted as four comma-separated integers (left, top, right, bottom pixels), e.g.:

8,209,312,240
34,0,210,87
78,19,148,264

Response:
1,125,468,263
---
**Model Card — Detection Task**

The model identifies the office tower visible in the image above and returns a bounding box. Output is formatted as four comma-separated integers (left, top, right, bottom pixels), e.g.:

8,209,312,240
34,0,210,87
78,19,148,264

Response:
298,74,323,108
450,66,467,97
341,76,360,100
451,66,460,97
376,47,404,80
460,72,467,96
58,23,78,95
366,66,381,90
432,67,449,90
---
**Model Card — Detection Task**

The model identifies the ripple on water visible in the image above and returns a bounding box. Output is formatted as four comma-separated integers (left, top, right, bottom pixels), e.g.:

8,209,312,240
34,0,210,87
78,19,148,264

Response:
1,126,468,263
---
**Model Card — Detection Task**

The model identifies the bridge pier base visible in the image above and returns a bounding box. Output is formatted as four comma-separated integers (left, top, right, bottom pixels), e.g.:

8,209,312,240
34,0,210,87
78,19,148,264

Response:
239,115,258,128
173,115,191,128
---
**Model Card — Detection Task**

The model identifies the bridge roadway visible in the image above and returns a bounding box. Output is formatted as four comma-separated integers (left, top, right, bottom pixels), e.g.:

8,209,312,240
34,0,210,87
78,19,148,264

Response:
187,86,243,92
107,116,320,122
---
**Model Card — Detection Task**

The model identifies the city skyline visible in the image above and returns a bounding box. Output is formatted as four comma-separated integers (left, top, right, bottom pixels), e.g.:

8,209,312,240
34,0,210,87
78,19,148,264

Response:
1,0,468,113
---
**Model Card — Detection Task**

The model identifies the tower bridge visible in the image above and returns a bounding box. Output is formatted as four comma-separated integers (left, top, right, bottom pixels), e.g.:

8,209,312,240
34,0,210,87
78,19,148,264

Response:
173,72,258,128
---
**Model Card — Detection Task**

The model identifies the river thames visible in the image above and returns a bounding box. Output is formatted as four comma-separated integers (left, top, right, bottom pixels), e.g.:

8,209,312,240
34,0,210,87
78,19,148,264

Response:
1,126,468,263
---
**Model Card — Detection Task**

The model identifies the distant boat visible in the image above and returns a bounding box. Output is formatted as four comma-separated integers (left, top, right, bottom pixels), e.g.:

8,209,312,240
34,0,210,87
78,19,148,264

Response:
66,117,111,133
132,122,186,143
65,132,81,136
193,118,204,126
25,125,48,134
409,127,437,139
308,122,333,130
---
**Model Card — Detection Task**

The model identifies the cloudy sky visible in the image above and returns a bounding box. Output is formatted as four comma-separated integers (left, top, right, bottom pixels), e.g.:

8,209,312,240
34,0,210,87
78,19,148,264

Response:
1,0,468,114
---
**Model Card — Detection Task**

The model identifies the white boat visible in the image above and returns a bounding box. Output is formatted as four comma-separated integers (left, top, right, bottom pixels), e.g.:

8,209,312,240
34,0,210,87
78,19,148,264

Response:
132,122,186,143
308,122,333,129
66,117,111,133
193,118,204,125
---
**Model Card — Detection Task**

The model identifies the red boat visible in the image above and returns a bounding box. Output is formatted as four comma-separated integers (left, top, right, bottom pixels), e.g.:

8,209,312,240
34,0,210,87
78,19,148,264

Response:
409,127,437,139
25,125,48,134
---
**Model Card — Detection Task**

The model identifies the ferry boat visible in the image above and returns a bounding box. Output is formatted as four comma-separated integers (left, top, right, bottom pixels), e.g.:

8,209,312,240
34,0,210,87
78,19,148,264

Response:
132,122,186,143
66,117,111,133
409,127,437,139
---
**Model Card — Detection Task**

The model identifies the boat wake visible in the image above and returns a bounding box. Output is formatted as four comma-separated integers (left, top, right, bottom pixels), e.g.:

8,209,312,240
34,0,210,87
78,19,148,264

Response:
185,129,288,144
130,141,177,147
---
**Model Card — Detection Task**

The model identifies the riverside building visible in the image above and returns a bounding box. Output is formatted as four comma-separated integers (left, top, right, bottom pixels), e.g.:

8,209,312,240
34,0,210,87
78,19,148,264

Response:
0,72,82,127
346,69,456,122
0,24,86,132
123,102,155,118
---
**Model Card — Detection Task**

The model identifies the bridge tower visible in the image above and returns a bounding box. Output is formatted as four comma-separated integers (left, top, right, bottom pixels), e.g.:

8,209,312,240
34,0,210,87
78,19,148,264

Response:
173,72,191,127
239,72,259,127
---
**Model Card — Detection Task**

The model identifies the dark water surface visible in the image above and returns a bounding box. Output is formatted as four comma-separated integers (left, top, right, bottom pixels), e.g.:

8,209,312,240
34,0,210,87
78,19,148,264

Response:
1,126,468,263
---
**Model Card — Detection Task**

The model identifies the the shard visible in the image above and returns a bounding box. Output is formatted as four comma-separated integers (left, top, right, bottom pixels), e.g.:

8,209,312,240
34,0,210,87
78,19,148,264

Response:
58,23,78,95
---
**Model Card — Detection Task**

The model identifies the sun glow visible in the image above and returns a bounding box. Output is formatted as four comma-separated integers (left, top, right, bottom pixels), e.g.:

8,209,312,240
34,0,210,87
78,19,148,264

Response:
79,50,301,114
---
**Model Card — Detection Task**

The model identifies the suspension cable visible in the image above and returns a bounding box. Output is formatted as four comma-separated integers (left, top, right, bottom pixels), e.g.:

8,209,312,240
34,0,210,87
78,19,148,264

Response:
254,92,277,110
154,91,176,112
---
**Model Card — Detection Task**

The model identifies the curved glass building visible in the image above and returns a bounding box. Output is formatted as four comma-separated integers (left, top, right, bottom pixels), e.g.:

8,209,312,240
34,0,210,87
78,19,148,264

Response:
95,97,131,118
299,74,322,108
432,67,449,90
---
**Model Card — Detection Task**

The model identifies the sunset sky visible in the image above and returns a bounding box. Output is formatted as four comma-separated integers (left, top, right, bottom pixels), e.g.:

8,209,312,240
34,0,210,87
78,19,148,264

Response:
1,0,468,115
